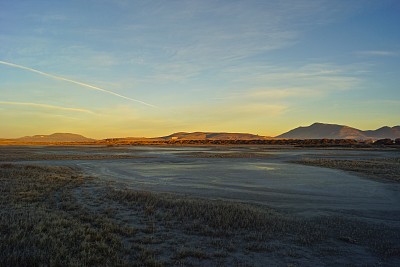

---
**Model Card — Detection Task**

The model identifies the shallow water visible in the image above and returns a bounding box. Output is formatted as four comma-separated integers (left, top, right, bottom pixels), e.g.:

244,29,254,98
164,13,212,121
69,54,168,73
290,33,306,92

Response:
57,147,399,223
13,145,400,223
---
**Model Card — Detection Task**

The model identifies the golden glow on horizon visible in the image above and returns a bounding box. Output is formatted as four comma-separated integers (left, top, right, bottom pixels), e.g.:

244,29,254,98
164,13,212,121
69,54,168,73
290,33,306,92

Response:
0,101,94,114
1,2,398,139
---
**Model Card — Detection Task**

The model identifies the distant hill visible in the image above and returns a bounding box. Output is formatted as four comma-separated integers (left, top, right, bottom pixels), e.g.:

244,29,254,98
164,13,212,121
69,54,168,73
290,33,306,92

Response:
5,124,400,144
17,133,95,142
277,123,400,139
161,132,267,140
364,126,400,139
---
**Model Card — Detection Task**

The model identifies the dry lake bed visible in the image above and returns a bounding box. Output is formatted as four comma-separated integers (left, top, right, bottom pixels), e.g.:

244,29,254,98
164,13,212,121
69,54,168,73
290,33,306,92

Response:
1,145,400,266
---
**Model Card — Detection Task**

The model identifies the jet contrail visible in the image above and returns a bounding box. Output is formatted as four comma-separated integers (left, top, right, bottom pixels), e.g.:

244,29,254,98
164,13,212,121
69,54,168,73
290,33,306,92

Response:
0,60,156,108
0,101,94,114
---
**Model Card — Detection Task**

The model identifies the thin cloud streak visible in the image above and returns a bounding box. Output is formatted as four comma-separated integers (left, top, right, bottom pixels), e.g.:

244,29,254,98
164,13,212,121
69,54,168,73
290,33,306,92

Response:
0,101,94,114
249,88,318,99
356,50,399,57
0,60,157,108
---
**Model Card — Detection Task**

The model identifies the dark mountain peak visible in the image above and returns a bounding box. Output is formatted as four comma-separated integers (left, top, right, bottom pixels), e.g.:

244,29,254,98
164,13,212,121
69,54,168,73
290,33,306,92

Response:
277,123,400,140
364,126,400,139
311,122,330,126
377,126,392,132
277,122,361,139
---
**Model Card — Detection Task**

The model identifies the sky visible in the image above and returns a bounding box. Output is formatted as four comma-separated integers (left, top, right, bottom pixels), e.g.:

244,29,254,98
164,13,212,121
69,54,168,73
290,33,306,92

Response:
0,0,399,138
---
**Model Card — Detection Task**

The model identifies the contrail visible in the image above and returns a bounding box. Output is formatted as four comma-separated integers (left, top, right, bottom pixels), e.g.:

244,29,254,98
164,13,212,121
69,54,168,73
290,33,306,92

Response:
0,60,157,108
0,101,95,114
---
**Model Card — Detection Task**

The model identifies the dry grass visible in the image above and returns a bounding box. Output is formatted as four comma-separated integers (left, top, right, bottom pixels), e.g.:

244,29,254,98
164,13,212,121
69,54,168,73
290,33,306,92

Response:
0,154,146,161
0,146,150,162
292,157,400,182
1,163,400,266
0,164,134,266
106,188,400,264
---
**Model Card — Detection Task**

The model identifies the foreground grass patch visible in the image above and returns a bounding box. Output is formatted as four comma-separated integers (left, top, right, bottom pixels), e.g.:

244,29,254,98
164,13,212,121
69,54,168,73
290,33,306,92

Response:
0,164,133,266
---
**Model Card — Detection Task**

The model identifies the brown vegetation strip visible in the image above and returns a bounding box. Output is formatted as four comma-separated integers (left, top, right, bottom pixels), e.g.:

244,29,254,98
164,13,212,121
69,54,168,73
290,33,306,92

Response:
0,154,148,161
292,158,400,182
1,164,400,266
0,138,383,147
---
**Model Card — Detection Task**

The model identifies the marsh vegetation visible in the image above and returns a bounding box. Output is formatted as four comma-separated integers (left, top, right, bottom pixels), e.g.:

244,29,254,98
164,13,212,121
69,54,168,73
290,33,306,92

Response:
1,162,400,266
0,152,146,162
293,157,400,182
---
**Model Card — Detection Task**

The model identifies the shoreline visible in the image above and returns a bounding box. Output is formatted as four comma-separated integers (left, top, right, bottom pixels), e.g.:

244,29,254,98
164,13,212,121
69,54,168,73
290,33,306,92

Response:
1,142,400,152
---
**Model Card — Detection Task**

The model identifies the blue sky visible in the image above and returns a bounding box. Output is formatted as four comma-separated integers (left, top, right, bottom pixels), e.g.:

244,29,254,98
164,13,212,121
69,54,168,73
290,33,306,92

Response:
0,0,399,138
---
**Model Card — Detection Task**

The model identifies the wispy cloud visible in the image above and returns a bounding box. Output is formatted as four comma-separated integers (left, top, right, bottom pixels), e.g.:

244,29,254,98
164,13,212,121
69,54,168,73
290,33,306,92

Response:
248,88,318,99
356,50,399,57
0,60,157,108
110,1,359,83
221,63,364,102
0,101,94,114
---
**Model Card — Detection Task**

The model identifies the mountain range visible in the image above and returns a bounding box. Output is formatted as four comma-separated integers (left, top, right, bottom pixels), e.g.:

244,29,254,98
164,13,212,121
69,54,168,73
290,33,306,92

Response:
3,123,400,142
277,123,400,139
